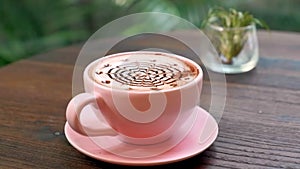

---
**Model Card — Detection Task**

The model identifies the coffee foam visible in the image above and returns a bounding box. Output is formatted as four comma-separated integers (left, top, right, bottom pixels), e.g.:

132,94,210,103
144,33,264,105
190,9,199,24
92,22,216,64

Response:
91,52,198,91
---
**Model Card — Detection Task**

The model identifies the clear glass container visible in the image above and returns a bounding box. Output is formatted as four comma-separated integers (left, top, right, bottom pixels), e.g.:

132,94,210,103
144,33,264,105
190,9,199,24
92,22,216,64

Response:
203,24,259,74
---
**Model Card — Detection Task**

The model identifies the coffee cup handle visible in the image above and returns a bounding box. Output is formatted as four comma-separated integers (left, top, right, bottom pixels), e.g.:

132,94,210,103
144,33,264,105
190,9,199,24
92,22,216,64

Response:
66,93,118,136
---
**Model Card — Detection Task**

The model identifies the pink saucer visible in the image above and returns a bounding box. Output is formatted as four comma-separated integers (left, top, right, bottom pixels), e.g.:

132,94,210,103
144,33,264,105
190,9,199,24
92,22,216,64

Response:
64,106,218,166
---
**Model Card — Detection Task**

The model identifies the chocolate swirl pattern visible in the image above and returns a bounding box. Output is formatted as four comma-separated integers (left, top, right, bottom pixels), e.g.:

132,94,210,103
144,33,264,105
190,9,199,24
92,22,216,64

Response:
92,53,198,90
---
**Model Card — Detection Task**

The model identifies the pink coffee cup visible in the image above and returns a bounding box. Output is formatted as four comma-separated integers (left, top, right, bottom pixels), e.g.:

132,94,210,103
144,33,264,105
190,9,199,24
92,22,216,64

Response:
66,51,203,145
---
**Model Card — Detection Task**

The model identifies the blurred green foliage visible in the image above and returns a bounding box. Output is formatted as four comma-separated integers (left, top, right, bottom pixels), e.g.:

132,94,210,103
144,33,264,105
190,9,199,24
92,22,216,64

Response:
0,0,299,67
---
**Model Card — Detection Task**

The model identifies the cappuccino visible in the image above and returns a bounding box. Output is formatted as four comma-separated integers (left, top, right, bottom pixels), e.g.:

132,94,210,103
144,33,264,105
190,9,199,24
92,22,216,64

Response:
91,52,198,91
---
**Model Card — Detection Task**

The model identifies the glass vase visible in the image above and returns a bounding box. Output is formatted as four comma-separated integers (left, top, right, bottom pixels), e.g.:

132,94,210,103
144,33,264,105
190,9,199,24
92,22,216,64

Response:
203,24,259,74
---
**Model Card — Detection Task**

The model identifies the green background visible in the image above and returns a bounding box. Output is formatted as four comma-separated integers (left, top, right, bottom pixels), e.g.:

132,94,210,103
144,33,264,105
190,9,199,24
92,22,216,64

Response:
1,0,299,67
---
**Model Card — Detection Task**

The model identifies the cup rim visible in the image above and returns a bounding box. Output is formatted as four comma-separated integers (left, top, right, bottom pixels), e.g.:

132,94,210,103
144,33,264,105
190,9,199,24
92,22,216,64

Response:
84,51,203,94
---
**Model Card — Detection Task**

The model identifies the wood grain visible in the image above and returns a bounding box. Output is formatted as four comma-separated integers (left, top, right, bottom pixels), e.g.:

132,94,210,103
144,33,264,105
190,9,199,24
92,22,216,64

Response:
1,31,300,169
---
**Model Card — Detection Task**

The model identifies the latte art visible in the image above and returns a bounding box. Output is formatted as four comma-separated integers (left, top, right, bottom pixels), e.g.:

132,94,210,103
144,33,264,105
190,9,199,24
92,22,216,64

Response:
91,52,198,90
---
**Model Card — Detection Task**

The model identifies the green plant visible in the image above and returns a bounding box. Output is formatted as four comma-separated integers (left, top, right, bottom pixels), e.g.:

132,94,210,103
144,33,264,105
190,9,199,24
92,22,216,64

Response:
0,0,126,67
1,1,299,67
202,7,268,64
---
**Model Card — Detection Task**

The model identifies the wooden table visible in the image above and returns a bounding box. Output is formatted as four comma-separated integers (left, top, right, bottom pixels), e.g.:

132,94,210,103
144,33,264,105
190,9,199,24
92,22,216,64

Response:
1,30,300,168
